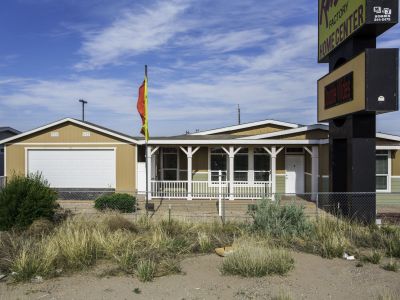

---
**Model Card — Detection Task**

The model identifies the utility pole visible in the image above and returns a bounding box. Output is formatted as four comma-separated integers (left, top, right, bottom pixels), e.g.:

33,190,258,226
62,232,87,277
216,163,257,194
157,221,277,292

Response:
79,99,88,121
237,104,241,125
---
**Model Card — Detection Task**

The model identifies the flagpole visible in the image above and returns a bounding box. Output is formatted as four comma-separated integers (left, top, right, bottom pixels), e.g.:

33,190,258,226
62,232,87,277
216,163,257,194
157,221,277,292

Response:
144,64,149,216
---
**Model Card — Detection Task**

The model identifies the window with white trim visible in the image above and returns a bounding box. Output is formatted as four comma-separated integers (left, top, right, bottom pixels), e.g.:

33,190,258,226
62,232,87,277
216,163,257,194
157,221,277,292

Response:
376,150,389,191
254,148,271,182
210,148,227,181
234,148,248,181
162,148,178,180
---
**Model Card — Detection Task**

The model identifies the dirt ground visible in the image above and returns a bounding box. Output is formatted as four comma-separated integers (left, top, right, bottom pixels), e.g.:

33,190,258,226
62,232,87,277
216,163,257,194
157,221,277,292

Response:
1,252,399,300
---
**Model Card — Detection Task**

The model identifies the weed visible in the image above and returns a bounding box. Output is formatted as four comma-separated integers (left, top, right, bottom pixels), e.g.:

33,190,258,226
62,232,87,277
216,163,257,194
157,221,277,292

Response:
305,217,349,258
136,260,156,282
360,251,382,264
105,214,137,232
378,291,400,300
156,258,181,276
133,288,141,294
220,239,294,277
197,232,213,253
382,261,399,272
271,290,292,300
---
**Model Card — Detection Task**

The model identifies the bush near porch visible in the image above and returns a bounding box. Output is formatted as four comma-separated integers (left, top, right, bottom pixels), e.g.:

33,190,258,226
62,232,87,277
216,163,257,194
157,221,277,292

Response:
94,193,136,213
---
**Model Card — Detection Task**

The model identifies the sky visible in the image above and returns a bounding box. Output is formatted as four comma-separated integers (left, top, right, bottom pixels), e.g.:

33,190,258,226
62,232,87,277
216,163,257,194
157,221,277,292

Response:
0,0,399,137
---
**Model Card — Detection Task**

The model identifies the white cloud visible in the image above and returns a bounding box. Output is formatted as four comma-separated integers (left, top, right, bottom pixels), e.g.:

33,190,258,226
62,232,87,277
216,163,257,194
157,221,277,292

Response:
75,0,192,70
176,29,269,53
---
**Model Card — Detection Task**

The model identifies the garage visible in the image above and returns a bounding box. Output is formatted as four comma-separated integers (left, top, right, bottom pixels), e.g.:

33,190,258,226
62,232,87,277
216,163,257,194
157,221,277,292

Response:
27,149,116,189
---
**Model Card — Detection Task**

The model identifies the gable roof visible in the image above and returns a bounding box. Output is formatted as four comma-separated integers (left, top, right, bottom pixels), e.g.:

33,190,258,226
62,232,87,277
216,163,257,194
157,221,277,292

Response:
0,118,138,144
238,124,328,140
239,123,400,143
190,119,300,135
0,127,20,135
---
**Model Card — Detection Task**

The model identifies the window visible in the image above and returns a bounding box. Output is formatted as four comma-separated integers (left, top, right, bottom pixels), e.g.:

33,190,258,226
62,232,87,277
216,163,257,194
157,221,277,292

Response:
162,148,178,180
210,148,227,181
234,148,248,181
376,150,390,191
254,148,271,181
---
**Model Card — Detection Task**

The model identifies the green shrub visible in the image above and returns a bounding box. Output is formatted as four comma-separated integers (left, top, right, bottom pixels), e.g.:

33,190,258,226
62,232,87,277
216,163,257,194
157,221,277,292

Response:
94,193,136,213
250,199,311,237
0,174,58,230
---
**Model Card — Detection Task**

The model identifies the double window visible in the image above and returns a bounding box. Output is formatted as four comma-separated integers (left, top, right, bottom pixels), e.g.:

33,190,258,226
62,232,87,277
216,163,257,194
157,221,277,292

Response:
210,147,271,182
376,150,390,191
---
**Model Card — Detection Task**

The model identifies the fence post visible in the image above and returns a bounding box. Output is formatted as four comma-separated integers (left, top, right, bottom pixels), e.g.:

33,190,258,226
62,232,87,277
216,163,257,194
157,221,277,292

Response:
218,170,225,223
316,193,319,218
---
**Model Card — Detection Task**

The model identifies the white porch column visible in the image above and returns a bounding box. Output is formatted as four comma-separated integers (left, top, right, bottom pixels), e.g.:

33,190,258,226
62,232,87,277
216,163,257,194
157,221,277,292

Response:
228,146,235,201
271,146,277,196
187,147,193,200
311,146,319,201
180,146,200,201
146,145,152,201
263,146,284,201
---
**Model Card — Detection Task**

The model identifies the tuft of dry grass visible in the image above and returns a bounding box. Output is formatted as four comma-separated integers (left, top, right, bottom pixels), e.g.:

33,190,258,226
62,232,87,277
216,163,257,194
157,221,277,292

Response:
104,214,137,233
382,260,399,272
220,238,294,277
136,259,156,282
360,250,382,264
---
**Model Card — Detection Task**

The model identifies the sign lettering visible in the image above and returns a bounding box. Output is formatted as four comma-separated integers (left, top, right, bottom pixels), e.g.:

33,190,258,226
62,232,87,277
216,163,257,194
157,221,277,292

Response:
318,0,366,62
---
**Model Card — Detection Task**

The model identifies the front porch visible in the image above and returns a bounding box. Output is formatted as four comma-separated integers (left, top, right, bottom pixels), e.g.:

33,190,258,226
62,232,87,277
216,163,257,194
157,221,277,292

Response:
137,143,320,201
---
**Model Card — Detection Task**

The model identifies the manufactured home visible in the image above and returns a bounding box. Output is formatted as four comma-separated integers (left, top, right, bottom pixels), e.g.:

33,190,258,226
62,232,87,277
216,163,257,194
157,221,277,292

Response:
1,118,400,200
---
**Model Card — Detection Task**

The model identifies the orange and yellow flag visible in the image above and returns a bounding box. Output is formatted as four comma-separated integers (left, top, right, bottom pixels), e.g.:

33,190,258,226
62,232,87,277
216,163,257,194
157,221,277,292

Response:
137,75,149,141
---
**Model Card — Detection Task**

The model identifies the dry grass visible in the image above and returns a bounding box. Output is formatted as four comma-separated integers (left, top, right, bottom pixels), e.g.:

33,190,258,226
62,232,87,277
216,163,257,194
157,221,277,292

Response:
2,205,400,283
2,213,242,282
220,238,294,277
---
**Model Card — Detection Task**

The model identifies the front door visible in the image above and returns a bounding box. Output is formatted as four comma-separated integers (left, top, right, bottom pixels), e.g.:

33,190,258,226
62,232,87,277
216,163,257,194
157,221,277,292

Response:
285,155,305,194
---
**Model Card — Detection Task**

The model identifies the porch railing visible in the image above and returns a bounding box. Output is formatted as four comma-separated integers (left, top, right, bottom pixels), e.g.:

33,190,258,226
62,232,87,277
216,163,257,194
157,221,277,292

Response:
150,180,271,199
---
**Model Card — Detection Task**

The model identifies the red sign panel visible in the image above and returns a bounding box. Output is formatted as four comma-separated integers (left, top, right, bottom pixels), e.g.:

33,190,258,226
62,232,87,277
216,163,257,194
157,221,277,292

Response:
325,72,354,109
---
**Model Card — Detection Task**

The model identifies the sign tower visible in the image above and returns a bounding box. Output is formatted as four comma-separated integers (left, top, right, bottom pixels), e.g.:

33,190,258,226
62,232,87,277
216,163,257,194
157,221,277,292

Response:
318,0,399,222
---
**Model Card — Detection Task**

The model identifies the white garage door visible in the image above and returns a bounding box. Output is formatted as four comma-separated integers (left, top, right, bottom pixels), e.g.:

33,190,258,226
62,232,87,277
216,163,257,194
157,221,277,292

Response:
27,149,116,188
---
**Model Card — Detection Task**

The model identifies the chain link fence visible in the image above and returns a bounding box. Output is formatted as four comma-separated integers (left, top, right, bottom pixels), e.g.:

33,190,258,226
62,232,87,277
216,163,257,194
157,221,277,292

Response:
54,189,400,224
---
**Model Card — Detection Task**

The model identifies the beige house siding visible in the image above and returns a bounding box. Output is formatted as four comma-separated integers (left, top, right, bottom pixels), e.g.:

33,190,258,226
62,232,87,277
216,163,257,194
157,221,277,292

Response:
10,122,131,144
214,124,291,136
391,150,400,176
4,122,137,192
276,176,285,193
279,130,328,140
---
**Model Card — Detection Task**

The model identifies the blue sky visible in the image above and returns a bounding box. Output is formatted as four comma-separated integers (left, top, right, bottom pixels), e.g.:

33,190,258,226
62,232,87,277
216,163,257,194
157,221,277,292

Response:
0,0,399,136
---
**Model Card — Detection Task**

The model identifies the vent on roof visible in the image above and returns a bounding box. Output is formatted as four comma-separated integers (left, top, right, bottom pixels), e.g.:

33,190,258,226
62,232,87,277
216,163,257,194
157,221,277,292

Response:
82,131,91,137
50,132,59,137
